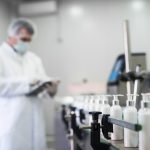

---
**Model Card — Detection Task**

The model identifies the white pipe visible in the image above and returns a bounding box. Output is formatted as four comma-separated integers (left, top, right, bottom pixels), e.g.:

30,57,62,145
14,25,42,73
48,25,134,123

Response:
133,65,141,101
123,20,132,95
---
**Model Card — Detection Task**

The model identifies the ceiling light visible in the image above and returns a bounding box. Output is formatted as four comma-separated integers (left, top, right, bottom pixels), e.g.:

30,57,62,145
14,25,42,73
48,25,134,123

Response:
132,1,145,11
69,6,84,18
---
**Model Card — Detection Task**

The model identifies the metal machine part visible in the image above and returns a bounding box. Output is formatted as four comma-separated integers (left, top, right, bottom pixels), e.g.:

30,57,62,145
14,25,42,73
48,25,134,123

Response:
107,20,149,108
107,53,149,107
61,105,88,150
80,112,142,150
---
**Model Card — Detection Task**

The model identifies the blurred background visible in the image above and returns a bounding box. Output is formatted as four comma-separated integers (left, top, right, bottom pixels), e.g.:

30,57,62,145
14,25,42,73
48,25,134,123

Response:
0,0,150,149
1,0,150,96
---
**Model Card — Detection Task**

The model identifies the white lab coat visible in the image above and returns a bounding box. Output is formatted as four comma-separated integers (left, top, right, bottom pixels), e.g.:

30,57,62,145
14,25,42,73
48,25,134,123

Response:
0,43,49,150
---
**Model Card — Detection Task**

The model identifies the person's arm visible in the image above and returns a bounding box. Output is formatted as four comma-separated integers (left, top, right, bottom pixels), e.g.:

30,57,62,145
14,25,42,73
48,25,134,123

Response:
35,57,59,97
0,77,32,97
0,59,31,97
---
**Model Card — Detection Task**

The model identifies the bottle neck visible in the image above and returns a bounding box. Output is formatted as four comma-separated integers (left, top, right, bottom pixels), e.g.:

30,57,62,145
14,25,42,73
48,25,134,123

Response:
113,100,119,106
103,100,108,105
99,100,103,104
127,100,135,107
141,101,150,109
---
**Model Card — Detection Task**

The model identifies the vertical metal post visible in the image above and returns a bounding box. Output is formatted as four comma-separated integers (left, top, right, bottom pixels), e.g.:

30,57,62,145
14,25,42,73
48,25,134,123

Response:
123,20,132,95
67,108,75,150
133,65,141,102
70,129,74,150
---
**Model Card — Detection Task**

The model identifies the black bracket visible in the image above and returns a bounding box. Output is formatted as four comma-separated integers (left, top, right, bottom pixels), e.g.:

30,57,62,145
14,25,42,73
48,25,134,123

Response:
120,71,144,82
101,115,142,140
101,115,113,139
89,112,115,150
79,109,86,124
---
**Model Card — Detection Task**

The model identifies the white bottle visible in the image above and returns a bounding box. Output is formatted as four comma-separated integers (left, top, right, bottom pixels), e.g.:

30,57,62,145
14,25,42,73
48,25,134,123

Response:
124,94,138,148
89,95,95,112
76,96,81,109
101,95,111,114
95,95,103,112
138,93,150,150
88,95,95,125
73,96,78,108
77,96,81,109
79,96,84,110
110,95,123,140
83,95,90,125
93,95,98,112
84,95,90,112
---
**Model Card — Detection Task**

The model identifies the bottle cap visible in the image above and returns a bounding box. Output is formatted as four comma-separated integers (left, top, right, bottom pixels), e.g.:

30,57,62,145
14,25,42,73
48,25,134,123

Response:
96,95,103,104
142,102,150,108
103,95,112,105
113,94,124,105
88,96,94,106
141,93,150,109
126,94,139,107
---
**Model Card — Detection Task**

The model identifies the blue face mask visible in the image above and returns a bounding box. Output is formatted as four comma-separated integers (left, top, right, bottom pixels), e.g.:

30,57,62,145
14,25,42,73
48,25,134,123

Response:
14,40,30,55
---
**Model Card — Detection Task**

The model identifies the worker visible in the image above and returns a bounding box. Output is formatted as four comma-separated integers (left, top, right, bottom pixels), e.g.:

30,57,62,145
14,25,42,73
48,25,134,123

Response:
0,18,58,150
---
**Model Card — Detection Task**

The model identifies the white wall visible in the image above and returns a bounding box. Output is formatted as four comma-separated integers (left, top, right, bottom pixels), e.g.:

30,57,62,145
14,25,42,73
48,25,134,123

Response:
0,1,14,43
22,0,150,96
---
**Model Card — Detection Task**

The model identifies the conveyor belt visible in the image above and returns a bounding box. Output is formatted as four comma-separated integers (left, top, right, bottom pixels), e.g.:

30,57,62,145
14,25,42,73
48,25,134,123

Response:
55,111,138,150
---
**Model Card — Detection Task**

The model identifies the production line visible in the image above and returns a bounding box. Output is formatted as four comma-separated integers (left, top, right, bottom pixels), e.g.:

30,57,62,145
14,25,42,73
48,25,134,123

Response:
0,0,150,150
60,88,150,150
58,21,150,150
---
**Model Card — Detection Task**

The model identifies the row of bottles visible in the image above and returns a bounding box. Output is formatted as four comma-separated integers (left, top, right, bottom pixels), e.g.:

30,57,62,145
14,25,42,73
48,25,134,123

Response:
139,93,150,150
110,95,123,141
73,93,150,150
124,94,138,147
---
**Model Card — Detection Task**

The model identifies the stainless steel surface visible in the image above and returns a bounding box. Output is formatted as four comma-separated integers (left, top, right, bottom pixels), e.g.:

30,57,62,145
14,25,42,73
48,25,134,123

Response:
108,117,141,131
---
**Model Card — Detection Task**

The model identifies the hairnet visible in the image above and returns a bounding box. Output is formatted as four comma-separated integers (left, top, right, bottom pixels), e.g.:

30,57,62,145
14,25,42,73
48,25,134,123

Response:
8,18,37,37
